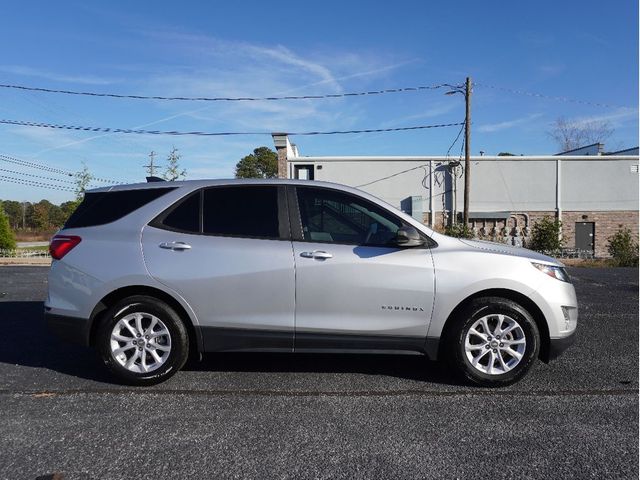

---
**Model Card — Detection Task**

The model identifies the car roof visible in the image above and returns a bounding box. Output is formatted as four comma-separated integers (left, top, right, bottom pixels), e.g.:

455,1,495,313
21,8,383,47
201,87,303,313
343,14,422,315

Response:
87,178,362,193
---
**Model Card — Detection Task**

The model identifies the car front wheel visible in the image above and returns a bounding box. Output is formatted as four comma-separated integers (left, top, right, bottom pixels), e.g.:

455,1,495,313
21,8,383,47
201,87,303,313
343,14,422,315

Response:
97,295,189,386
446,297,540,387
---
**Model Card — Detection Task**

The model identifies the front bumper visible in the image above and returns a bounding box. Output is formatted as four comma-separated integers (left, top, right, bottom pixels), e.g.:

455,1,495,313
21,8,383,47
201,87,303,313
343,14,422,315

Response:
45,310,91,346
546,331,577,362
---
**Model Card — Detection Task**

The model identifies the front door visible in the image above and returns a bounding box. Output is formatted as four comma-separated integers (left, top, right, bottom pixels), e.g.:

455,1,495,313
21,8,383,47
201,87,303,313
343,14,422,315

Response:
290,185,435,351
575,222,595,254
142,185,295,351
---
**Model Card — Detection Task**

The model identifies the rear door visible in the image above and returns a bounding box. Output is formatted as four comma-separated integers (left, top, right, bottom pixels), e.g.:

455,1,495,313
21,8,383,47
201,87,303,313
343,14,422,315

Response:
142,185,295,351
290,185,435,351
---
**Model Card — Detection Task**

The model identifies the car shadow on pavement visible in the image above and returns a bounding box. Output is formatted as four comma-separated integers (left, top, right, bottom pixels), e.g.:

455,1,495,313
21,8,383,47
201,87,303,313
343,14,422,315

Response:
0,301,461,386
0,301,114,384
187,353,461,386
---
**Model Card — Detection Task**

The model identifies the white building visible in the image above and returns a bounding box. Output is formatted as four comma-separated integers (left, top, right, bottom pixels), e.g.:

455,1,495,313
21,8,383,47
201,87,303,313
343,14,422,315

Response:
272,134,639,257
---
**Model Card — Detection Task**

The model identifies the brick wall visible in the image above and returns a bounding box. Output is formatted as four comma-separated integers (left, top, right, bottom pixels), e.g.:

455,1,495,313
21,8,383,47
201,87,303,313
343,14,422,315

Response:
561,211,639,257
276,147,287,179
421,210,638,257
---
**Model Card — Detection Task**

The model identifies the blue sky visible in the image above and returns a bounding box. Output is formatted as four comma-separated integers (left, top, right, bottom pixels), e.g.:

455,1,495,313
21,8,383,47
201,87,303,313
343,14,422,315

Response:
0,0,637,202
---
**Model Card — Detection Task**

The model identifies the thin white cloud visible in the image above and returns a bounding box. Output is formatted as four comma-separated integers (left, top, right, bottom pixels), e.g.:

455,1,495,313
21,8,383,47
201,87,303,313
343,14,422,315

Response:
9,126,87,151
570,108,638,127
33,103,218,156
0,65,116,85
244,44,339,91
478,113,544,133
380,102,460,128
538,64,565,76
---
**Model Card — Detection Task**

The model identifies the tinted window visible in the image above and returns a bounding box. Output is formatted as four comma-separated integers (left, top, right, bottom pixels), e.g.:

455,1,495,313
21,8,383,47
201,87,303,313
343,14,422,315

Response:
161,192,200,233
297,187,403,246
203,186,279,239
64,188,174,229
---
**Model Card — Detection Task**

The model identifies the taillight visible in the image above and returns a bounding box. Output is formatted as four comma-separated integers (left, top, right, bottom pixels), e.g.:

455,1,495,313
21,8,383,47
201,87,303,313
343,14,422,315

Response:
49,235,82,260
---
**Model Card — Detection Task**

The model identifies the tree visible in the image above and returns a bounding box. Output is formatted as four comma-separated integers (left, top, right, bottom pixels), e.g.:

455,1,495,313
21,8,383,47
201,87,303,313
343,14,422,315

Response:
48,202,66,228
60,201,79,224
528,216,564,253
444,223,475,238
1,200,23,230
29,200,51,231
497,152,516,156
163,147,186,181
0,202,17,250
607,228,639,267
548,117,613,152
75,161,93,201
235,147,278,179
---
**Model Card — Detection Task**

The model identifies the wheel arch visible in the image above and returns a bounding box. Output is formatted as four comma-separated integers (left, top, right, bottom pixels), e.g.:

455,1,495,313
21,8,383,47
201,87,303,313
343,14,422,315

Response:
436,288,550,362
89,285,202,361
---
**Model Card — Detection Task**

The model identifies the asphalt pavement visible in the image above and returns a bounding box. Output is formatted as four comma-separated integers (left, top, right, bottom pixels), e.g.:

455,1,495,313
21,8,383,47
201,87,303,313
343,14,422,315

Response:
0,266,637,479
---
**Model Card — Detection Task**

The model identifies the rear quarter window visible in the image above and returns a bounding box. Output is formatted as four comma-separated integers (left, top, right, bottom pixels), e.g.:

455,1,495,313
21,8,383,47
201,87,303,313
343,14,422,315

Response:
64,187,175,229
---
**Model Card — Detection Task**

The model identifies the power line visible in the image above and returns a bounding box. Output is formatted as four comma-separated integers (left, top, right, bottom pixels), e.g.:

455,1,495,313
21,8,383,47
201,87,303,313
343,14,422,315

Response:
355,164,429,188
445,122,465,159
0,82,455,102
0,118,465,137
0,175,76,192
474,82,621,109
0,167,77,184
0,153,72,176
0,153,121,184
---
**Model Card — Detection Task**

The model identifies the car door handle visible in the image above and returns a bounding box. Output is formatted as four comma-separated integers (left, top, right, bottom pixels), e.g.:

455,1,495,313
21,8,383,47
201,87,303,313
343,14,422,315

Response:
159,241,192,251
300,250,333,260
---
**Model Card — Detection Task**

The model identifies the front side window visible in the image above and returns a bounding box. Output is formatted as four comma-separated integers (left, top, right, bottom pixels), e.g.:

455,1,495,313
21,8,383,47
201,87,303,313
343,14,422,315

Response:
296,187,403,246
203,186,279,239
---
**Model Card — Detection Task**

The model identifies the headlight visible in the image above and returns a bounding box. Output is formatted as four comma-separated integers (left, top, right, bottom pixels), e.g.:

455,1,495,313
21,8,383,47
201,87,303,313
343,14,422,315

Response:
531,262,570,282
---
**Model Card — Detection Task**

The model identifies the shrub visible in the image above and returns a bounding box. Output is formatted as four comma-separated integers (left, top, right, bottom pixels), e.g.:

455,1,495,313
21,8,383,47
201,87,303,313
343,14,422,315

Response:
444,223,475,239
607,228,639,267
0,204,17,250
528,216,564,253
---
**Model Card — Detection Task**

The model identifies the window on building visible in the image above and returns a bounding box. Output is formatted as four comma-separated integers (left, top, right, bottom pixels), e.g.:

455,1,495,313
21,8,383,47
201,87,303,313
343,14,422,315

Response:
296,187,403,246
203,186,280,239
294,165,314,180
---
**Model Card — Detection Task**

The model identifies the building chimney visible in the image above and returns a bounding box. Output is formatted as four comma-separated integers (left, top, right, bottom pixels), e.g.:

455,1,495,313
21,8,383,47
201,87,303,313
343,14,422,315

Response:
272,133,293,178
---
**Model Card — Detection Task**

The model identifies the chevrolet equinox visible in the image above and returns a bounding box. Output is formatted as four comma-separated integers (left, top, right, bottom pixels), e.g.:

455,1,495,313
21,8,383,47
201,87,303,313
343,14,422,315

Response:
45,179,577,386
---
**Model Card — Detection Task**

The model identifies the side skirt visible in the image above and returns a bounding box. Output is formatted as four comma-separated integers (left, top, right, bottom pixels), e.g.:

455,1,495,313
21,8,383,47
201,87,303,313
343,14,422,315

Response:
200,327,428,355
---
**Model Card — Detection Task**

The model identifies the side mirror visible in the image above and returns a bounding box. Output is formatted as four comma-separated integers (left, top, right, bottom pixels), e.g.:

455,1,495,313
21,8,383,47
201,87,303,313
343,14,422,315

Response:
396,226,425,247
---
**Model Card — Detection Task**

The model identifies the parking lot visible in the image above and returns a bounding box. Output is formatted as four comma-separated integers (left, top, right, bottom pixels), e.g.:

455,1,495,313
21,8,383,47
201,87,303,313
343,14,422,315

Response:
0,266,637,479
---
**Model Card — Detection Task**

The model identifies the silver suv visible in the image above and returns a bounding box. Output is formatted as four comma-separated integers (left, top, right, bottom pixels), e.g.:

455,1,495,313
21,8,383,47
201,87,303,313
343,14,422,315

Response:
45,179,577,386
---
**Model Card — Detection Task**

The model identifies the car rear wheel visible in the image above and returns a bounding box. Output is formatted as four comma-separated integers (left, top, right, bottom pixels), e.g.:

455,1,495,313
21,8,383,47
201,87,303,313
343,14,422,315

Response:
446,297,540,387
97,295,189,386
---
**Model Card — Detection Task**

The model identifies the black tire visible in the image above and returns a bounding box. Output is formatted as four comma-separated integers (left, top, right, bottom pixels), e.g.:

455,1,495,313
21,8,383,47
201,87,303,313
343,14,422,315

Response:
97,295,189,386
445,297,540,387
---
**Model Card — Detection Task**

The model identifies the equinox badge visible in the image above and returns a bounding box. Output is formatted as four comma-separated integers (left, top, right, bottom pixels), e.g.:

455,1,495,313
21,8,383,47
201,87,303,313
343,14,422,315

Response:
381,305,424,312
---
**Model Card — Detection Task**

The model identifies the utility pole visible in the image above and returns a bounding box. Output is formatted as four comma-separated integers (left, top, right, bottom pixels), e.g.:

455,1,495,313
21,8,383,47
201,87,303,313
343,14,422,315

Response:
463,76,472,226
144,151,158,177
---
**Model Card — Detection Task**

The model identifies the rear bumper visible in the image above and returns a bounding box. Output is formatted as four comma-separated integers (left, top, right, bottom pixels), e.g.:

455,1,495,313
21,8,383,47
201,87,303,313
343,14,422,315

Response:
546,331,577,362
45,310,91,346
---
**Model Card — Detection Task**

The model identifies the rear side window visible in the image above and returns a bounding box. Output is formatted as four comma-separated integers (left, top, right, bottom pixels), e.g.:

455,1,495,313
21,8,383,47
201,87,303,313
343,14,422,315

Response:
203,186,279,239
159,192,201,233
64,188,174,229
